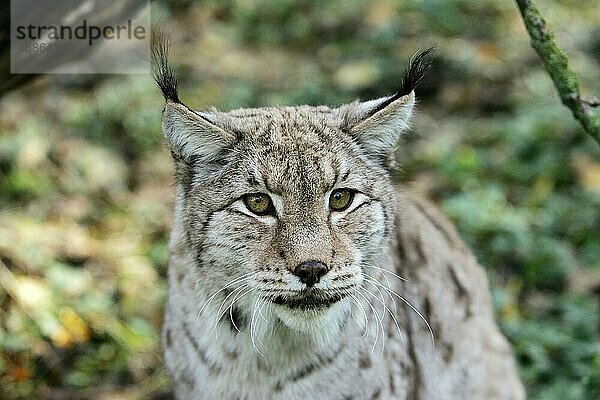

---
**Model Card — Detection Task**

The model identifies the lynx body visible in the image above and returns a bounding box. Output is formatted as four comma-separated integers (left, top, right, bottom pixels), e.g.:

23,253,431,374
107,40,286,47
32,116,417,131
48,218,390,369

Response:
153,38,525,399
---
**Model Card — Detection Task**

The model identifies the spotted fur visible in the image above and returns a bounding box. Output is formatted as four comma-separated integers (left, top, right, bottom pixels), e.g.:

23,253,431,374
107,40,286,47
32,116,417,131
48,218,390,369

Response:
154,35,524,399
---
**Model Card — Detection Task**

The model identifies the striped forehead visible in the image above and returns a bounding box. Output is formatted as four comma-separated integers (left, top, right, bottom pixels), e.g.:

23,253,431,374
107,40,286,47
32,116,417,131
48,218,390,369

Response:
228,107,349,196
240,119,340,195
257,139,340,198
224,106,342,142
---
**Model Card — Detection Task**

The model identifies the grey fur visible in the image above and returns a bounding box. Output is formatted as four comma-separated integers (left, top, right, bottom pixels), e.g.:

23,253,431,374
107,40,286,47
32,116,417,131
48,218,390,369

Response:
155,35,524,399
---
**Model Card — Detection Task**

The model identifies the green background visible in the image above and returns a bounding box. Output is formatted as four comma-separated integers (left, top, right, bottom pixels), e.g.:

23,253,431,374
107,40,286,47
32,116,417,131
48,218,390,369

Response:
1,1,599,398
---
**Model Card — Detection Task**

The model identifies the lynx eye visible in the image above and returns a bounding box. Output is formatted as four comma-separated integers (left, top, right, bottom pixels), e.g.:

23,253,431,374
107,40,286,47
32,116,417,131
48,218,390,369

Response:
243,193,274,215
329,189,355,211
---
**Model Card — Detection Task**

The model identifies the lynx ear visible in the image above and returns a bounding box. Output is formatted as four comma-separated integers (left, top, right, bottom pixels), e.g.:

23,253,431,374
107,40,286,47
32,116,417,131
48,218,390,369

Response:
347,92,415,157
152,26,235,164
342,47,434,164
162,102,236,163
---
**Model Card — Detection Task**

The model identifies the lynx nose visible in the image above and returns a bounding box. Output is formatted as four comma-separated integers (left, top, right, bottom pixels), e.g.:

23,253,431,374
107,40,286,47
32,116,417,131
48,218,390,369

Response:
293,260,328,287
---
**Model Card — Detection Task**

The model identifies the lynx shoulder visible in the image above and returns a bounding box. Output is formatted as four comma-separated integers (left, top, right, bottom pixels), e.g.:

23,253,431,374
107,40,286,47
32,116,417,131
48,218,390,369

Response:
153,33,525,400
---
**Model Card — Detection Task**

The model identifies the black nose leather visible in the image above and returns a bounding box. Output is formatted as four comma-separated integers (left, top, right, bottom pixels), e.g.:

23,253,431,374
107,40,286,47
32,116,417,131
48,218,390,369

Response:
293,260,328,287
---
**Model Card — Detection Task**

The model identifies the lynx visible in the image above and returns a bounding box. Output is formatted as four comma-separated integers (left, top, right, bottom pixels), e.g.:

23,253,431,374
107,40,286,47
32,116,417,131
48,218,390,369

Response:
152,34,525,399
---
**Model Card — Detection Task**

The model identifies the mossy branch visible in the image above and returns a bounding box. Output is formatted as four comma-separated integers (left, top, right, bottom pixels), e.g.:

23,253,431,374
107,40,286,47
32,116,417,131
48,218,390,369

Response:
516,0,600,145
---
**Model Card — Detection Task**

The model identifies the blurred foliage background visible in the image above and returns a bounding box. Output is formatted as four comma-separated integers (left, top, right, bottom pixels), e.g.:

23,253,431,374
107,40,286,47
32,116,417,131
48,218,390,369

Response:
1,0,599,399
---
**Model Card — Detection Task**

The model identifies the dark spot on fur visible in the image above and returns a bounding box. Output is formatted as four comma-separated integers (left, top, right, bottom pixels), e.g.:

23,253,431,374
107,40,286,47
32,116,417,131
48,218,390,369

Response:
442,341,454,363
165,328,172,347
331,274,354,282
224,348,238,361
370,389,382,399
261,278,284,284
194,252,205,270
176,369,195,389
176,270,185,284
421,298,441,339
247,175,259,186
339,169,351,183
423,298,432,321
396,234,408,265
230,112,261,118
332,274,353,282
404,304,423,400
257,357,269,372
182,322,222,374
413,201,455,246
216,289,248,332
388,370,396,395
448,265,473,319
359,351,372,369
413,234,427,264
228,306,247,332
289,344,345,382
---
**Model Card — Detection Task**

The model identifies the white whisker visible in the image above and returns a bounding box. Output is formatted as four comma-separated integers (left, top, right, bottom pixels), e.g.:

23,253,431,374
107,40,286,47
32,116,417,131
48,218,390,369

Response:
257,298,268,323
361,280,403,342
229,287,255,335
355,290,384,353
255,301,266,347
372,269,399,316
365,278,435,346
197,272,256,319
368,265,409,283
359,284,389,356
349,293,369,338
210,283,251,335
250,297,265,357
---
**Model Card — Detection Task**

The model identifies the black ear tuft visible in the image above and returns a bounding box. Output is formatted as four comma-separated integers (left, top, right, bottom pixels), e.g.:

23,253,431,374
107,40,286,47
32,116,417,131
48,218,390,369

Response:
366,46,435,115
398,45,436,97
151,25,180,103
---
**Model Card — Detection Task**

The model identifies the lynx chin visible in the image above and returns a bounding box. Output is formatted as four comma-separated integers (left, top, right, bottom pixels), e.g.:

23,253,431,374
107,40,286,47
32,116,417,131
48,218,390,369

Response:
152,32,525,400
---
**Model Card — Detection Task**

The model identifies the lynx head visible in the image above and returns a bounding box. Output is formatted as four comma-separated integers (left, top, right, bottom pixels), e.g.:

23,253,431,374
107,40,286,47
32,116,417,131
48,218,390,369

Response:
153,33,433,336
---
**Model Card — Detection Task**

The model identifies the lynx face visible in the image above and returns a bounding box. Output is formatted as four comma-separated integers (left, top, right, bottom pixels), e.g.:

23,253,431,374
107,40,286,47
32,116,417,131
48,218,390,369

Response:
163,95,414,333
153,35,432,333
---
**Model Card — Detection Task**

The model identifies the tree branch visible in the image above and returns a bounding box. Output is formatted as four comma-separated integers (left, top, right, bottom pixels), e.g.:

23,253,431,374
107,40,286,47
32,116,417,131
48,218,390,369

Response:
515,0,600,145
